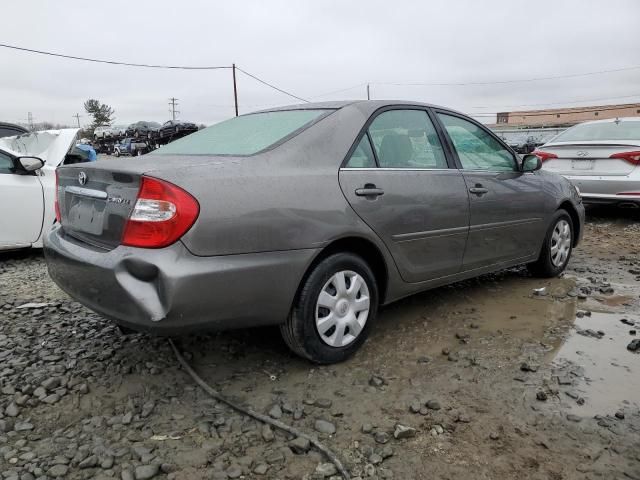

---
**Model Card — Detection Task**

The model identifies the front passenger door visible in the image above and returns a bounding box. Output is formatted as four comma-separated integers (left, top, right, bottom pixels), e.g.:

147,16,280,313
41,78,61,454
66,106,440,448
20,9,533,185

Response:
435,112,546,270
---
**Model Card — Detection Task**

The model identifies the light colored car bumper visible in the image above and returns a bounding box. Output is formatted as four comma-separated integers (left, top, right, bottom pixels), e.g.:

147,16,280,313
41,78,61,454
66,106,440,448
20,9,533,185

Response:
562,173,640,206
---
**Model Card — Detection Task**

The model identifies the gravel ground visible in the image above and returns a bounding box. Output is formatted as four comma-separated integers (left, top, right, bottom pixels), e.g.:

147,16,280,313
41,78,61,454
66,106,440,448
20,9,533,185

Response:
1,206,639,480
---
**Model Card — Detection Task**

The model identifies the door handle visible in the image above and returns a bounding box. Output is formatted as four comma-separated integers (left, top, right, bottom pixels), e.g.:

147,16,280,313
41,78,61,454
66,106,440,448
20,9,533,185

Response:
468,185,488,195
355,184,384,197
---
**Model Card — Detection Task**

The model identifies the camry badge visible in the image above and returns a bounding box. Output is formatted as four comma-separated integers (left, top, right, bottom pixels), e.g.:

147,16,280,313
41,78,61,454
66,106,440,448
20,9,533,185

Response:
78,171,87,185
576,151,589,157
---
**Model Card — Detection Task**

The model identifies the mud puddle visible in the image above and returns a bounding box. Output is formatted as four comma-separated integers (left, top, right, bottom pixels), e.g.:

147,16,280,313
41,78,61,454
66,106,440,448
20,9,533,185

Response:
550,311,639,416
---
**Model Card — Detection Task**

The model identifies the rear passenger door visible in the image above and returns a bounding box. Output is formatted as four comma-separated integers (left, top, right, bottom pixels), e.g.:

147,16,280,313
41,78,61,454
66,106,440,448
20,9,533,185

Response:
434,111,545,270
339,108,470,283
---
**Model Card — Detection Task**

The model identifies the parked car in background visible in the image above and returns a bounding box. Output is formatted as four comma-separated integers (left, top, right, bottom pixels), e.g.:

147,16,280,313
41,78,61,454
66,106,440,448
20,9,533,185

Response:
114,138,148,157
507,134,537,154
94,126,115,139
0,129,79,251
158,120,198,139
0,122,29,138
536,117,640,207
125,121,161,139
44,101,583,364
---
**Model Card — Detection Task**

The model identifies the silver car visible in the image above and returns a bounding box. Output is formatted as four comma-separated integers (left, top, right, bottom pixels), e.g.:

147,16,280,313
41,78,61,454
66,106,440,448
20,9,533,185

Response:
44,101,584,364
537,117,640,207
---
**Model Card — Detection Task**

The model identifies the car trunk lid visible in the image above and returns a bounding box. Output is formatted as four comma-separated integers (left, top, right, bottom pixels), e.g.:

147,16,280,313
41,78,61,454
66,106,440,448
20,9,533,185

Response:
539,142,640,176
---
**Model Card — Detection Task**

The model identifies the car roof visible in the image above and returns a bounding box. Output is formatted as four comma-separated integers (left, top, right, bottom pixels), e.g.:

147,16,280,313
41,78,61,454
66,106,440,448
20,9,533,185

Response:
252,99,463,116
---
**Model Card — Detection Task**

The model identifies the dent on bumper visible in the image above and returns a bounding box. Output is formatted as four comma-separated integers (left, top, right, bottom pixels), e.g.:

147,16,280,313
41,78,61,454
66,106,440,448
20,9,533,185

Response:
44,225,318,334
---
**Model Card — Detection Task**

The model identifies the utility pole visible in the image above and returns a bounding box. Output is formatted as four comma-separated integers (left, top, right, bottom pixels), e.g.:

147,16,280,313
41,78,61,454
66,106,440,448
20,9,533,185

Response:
168,97,180,120
367,84,370,100
232,63,239,117
73,113,81,128
27,112,35,131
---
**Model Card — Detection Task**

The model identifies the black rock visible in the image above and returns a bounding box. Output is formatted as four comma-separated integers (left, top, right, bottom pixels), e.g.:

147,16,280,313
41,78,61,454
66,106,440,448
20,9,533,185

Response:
627,339,640,352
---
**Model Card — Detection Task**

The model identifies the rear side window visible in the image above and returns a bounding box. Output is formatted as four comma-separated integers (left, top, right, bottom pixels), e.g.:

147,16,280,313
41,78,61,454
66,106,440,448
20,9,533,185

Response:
345,135,376,168
155,109,331,156
438,114,516,171
552,120,640,142
367,110,447,169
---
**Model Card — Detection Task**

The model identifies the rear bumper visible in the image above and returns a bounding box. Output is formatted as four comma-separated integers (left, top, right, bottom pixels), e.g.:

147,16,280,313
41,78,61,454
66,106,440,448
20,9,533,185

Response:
44,224,318,334
561,174,640,206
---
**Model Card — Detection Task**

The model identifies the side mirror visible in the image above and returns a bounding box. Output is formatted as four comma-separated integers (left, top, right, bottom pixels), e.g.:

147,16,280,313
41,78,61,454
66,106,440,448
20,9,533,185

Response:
18,156,45,172
521,154,542,172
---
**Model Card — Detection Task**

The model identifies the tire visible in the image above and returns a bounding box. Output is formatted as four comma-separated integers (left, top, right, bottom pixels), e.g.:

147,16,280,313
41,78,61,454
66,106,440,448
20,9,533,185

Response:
527,210,574,277
280,252,378,364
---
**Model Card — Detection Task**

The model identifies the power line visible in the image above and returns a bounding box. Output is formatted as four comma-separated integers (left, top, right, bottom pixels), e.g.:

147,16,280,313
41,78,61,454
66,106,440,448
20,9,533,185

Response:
235,67,309,103
0,43,231,70
371,65,640,87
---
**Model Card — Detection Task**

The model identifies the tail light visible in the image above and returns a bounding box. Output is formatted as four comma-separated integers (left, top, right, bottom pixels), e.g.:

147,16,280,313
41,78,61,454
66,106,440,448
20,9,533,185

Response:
610,151,640,166
122,176,199,248
532,150,558,163
54,170,61,223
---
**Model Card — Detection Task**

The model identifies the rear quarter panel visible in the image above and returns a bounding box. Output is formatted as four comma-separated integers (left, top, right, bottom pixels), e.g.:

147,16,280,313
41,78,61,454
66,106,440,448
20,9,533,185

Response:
149,105,384,257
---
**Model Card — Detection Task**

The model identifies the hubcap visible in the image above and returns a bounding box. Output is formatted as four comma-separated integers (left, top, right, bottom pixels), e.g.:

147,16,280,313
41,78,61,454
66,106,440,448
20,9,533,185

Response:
315,270,370,348
550,219,571,267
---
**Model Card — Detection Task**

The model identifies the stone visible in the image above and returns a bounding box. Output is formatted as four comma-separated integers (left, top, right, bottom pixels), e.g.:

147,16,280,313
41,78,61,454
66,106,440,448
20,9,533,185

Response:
425,400,441,410
314,419,336,435
627,339,640,352
226,465,242,479
374,432,390,444
79,455,98,468
393,424,416,439
315,398,333,409
369,376,385,387
289,436,311,454
369,453,383,465
261,424,274,442
536,391,548,401
135,464,160,480
615,410,625,420
47,465,69,477
315,463,338,477
268,404,283,419
253,464,268,475
5,403,19,417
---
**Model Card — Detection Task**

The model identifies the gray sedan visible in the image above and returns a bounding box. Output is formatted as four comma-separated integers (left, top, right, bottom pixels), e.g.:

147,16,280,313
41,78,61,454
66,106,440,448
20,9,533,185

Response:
44,101,584,364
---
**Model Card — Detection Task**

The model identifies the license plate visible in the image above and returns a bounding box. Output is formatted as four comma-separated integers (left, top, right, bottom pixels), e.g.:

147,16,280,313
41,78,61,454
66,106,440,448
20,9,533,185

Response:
68,195,105,235
571,159,595,170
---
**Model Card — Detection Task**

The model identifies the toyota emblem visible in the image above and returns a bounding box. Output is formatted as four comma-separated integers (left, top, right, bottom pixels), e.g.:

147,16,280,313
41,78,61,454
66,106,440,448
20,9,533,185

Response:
576,151,589,157
78,171,87,185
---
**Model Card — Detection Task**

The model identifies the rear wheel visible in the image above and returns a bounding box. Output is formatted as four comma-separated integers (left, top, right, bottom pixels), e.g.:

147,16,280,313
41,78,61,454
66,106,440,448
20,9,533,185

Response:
281,253,378,364
528,210,573,277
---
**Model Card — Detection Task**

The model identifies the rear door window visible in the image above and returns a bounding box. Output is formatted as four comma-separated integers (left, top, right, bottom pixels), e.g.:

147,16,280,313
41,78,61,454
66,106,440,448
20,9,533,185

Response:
345,135,376,168
367,110,447,169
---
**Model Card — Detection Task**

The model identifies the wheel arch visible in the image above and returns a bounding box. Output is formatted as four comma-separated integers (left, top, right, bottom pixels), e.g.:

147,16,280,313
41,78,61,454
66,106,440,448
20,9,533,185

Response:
558,200,581,247
296,236,389,307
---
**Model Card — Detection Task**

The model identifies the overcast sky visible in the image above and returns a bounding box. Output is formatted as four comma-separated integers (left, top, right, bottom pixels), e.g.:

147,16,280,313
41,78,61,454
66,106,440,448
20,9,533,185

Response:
2,0,639,127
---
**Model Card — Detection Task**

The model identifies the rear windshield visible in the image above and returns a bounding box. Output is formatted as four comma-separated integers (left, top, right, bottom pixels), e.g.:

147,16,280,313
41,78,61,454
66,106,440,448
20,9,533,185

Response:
552,120,640,142
155,109,332,156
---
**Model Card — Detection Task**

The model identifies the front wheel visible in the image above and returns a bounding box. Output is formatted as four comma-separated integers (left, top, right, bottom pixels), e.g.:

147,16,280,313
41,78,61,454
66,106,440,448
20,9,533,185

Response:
280,253,378,364
528,210,573,277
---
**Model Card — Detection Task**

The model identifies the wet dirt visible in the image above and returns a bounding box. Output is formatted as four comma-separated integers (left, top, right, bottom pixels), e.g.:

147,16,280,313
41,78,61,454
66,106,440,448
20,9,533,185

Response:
1,206,639,480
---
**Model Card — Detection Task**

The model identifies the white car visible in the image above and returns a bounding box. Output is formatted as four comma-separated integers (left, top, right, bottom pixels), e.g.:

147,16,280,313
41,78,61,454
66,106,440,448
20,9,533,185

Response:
0,129,79,251
537,117,640,207
94,125,125,139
